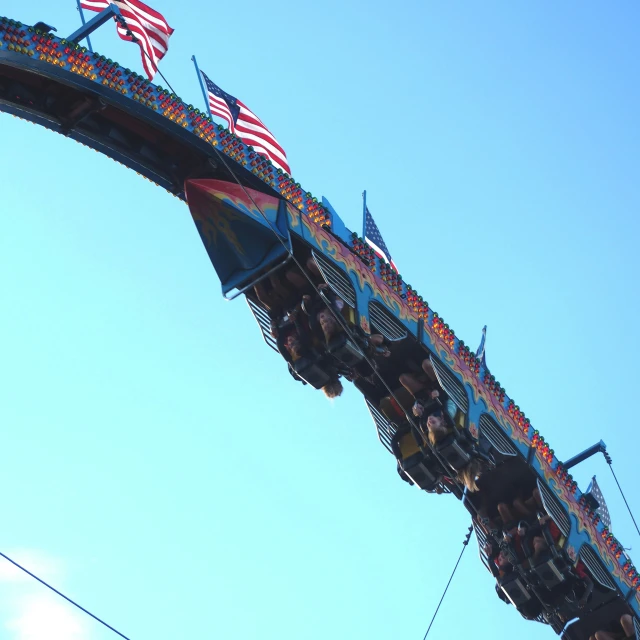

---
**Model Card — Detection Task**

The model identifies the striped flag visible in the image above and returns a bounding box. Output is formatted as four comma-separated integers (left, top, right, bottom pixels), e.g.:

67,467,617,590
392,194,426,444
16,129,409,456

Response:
364,206,397,271
200,70,291,175
587,476,611,529
79,0,174,80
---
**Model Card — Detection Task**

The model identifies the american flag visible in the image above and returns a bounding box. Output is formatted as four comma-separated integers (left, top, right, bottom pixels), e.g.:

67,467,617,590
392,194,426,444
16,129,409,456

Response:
587,476,611,529
80,0,174,80
200,70,291,175
364,206,397,271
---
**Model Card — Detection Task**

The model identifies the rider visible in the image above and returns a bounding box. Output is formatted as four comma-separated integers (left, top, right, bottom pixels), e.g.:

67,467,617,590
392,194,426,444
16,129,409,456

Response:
399,358,457,422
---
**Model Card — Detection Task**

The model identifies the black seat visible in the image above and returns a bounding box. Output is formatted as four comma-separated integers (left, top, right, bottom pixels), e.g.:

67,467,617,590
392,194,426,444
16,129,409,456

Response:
326,333,365,368
530,556,569,590
500,573,544,620
500,572,533,608
293,356,333,389
436,431,473,471
391,428,442,492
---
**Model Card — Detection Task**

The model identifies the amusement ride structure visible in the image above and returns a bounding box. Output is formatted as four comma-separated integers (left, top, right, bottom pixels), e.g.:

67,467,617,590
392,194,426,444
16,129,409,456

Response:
1,6,638,640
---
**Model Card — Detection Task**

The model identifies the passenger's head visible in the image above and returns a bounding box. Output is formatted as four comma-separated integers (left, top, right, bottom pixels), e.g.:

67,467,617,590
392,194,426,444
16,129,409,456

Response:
496,550,511,569
322,379,343,399
426,407,445,432
284,332,303,359
457,459,483,492
317,308,339,342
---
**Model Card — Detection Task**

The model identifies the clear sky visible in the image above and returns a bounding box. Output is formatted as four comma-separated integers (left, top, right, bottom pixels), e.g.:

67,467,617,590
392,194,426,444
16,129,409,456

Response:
1,1,639,639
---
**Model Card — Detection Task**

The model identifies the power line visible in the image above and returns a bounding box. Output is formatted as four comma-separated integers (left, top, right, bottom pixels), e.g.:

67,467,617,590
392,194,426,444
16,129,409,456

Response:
0,551,131,640
422,526,473,640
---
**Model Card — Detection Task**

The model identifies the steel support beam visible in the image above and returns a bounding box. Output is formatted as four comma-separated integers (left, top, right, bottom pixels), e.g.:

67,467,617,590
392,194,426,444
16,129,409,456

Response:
67,5,122,45
563,440,609,470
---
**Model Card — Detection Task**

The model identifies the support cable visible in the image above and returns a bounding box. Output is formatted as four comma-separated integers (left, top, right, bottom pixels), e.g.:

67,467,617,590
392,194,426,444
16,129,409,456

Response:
604,451,640,538
421,526,473,640
0,551,131,640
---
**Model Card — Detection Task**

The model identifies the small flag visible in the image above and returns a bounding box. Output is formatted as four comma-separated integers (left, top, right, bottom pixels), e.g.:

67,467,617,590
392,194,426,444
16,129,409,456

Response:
476,325,487,369
364,206,397,271
80,0,174,80
200,70,291,175
587,476,611,529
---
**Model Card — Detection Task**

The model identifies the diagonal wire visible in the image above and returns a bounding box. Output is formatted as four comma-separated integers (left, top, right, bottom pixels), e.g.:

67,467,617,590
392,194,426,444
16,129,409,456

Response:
606,461,640,538
0,551,131,640
422,526,473,640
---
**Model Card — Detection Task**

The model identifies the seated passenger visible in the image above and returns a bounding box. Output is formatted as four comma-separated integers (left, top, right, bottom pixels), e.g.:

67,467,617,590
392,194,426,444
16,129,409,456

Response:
537,511,562,543
307,291,390,383
422,403,452,446
488,543,544,621
484,538,514,579
272,310,344,399
571,559,594,609
302,284,346,329
475,502,521,539
422,402,485,492
399,358,457,420
254,273,297,318
282,331,305,362
480,490,546,538
512,488,543,519
254,263,319,319
514,520,549,564
589,614,635,640
317,306,343,343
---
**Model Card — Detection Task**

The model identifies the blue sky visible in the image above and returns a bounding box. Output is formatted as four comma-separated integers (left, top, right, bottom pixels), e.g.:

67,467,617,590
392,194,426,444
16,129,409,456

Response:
0,1,639,639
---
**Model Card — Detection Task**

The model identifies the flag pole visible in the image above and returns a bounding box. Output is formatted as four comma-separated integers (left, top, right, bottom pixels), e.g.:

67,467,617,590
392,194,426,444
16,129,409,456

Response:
191,55,212,118
362,190,367,239
75,0,93,52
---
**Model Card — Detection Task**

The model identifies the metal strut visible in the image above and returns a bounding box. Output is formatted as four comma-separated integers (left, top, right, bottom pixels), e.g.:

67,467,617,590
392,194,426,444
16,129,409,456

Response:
67,4,123,45
563,440,609,470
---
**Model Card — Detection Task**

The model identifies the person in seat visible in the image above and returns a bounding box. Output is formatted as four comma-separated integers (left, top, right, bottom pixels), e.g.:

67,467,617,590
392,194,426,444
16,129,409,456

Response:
569,559,594,609
477,489,547,540
399,358,457,421
420,401,485,492
272,304,311,360
254,260,320,320
305,287,390,385
309,287,389,355
537,510,563,545
484,537,514,579
512,520,549,565
422,403,452,446
484,537,544,621
589,614,635,640
272,306,344,398
512,488,543,519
